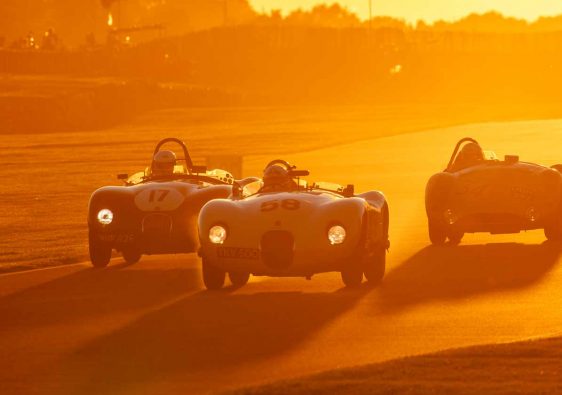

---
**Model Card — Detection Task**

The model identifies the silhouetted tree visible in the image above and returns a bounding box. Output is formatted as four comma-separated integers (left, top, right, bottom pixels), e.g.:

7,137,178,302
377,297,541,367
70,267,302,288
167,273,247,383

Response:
285,4,360,28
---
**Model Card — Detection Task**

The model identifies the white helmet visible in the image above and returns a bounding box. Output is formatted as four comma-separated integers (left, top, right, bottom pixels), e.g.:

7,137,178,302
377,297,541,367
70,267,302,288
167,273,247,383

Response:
152,150,176,176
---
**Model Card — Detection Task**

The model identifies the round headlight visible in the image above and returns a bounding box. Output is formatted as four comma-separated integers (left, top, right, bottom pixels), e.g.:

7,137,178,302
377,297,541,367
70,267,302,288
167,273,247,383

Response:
526,207,537,222
328,225,346,245
209,225,227,244
97,209,113,225
443,208,457,225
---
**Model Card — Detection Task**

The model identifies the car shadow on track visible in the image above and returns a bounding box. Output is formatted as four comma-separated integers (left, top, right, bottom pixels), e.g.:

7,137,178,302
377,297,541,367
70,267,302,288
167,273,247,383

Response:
61,286,368,394
0,263,202,330
378,241,561,313
0,260,369,394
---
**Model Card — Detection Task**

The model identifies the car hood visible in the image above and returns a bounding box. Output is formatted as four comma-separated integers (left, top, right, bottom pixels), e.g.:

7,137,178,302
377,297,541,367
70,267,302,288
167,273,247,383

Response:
199,191,367,234
89,180,231,215
450,162,562,214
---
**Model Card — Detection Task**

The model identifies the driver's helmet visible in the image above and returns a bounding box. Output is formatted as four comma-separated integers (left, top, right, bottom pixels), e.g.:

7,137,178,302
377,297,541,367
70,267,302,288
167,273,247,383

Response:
262,165,292,191
151,150,176,177
459,142,484,164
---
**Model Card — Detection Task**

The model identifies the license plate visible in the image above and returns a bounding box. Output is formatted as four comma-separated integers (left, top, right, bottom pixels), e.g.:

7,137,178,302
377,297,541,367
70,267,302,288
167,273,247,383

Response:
99,233,134,243
217,247,259,260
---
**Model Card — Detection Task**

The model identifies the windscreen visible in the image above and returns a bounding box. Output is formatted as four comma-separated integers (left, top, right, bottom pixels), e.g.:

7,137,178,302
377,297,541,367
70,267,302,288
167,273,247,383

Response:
312,181,345,193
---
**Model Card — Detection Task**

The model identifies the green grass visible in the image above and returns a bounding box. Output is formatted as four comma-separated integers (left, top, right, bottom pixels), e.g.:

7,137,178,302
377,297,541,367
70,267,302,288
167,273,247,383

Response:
227,336,562,395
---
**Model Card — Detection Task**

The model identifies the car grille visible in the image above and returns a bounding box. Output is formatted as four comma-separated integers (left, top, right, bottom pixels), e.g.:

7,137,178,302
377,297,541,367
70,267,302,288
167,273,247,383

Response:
458,213,527,233
260,231,294,269
142,213,173,236
461,213,523,225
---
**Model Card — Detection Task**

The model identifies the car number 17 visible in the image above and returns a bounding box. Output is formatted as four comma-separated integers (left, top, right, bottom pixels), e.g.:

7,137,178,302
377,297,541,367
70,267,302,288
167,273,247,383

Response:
261,199,300,212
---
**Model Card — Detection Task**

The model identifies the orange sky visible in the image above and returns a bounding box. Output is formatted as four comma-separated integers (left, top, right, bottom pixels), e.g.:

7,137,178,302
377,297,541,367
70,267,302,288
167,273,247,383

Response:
249,0,562,22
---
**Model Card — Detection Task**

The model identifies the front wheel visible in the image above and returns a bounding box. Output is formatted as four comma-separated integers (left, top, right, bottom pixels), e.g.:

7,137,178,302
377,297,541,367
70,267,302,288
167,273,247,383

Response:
122,248,142,265
448,229,464,245
89,231,112,268
229,272,250,287
202,257,226,290
364,244,386,285
545,221,562,241
341,262,363,288
428,218,447,245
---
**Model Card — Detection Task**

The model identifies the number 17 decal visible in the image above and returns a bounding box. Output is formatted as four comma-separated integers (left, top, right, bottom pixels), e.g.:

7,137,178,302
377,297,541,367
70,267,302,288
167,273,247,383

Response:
134,187,184,211
149,189,170,202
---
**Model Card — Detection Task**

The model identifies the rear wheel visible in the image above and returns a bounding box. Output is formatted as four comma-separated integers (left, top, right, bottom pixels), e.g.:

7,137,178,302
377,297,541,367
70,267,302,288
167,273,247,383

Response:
202,257,226,290
229,272,250,287
364,243,386,285
89,231,111,268
122,248,142,265
428,218,447,245
448,229,464,245
545,220,562,241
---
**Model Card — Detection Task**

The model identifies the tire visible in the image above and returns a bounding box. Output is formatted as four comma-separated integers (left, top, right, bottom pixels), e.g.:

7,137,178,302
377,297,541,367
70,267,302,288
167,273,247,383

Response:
341,261,363,288
428,218,447,245
202,257,226,290
448,229,464,245
229,272,250,287
545,221,562,241
89,231,112,268
122,248,142,265
364,243,386,285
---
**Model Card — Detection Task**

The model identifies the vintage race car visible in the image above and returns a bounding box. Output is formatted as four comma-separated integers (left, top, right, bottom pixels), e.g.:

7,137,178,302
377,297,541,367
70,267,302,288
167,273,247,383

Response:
88,137,240,267
197,159,390,289
425,137,562,244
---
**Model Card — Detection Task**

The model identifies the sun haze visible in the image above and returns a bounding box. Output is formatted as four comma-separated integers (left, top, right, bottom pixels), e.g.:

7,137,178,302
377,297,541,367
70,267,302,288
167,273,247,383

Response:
4,0,562,394
250,0,562,21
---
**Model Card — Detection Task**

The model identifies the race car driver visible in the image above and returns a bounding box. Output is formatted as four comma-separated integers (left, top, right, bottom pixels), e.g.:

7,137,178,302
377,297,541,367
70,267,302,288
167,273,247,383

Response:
151,150,177,177
451,141,484,171
260,164,297,192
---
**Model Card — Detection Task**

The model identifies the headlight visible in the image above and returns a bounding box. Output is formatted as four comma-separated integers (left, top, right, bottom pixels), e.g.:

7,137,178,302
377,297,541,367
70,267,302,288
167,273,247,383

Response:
97,209,114,225
209,225,227,244
443,208,457,225
328,225,346,245
526,207,537,222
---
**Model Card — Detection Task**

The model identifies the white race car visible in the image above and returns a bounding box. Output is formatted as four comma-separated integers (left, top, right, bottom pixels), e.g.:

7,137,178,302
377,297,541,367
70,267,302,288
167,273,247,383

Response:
198,160,390,289
88,138,238,267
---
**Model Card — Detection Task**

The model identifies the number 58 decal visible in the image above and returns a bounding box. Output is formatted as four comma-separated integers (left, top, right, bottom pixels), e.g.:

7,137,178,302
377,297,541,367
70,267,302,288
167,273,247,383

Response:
261,199,300,212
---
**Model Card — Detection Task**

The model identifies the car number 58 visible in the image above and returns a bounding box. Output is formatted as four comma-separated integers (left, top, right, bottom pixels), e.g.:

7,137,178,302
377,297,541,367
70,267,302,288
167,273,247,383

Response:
261,199,300,212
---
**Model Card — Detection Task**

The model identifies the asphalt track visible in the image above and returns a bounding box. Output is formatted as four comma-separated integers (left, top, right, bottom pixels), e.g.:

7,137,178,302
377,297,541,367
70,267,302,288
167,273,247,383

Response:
2,119,562,394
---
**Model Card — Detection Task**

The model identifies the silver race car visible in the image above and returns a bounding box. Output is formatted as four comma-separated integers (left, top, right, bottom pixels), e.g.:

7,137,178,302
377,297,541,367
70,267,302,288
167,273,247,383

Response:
198,160,390,289
88,138,237,267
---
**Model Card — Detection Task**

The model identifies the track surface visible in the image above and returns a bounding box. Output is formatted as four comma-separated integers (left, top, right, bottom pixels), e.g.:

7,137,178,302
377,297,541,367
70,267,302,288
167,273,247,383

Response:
2,120,562,394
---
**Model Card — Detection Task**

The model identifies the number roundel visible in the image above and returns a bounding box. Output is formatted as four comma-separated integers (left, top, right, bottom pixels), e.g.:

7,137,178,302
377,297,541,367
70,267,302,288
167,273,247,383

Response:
134,187,185,212
282,199,300,210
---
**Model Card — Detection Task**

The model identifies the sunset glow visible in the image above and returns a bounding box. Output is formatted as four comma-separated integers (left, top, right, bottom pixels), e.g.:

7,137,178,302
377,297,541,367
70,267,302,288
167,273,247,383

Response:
3,1,562,394
249,0,562,22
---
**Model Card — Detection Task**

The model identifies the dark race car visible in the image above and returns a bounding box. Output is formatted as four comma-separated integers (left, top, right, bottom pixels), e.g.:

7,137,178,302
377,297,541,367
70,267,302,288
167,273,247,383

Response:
87,137,239,267
425,137,562,245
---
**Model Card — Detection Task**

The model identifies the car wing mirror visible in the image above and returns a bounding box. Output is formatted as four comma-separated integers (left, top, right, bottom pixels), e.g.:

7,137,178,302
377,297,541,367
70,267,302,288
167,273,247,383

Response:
343,184,355,197
232,182,243,199
289,169,310,177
